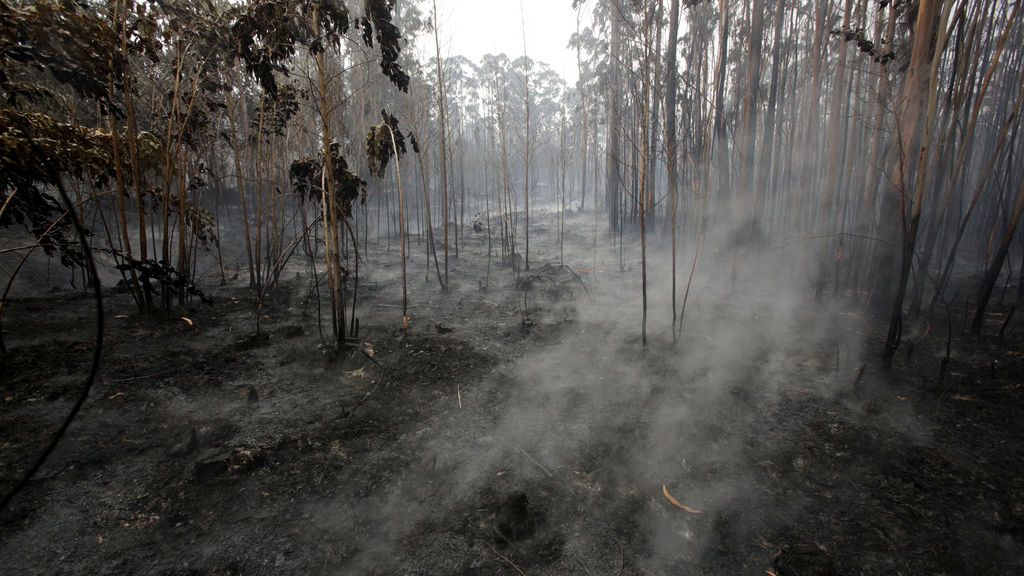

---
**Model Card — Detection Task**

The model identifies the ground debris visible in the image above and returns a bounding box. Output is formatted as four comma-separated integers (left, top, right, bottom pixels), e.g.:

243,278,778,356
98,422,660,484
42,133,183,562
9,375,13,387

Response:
495,491,536,543
662,484,703,514
771,543,836,576
193,446,265,481
169,427,199,456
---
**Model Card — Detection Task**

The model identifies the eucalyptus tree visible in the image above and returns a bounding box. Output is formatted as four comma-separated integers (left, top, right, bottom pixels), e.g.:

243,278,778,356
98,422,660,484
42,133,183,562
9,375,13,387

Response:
479,53,517,265
430,0,450,289
232,0,410,345
665,0,680,340
606,0,624,233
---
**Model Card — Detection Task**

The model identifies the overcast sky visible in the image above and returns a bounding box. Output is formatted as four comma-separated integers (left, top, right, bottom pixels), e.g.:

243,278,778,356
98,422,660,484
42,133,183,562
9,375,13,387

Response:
430,0,582,83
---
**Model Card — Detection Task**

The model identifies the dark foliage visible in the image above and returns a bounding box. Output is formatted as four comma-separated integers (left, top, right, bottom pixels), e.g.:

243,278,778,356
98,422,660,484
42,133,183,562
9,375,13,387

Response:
366,109,406,178
231,0,351,97
113,253,213,305
831,25,895,65
232,0,409,96
0,1,111,111
255,83,306,137
0,110,117,265
359,0,410,92
289,143,367,217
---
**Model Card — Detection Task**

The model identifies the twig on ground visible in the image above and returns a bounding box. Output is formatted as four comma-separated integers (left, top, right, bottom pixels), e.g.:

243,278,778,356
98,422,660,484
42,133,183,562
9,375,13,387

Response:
111,370,177,383
570,549,595,576
517,447,554,477
486,543,528,576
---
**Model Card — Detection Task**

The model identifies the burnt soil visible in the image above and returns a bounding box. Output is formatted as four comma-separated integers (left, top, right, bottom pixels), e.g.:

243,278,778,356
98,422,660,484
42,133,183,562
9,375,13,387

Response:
1,213,1023,575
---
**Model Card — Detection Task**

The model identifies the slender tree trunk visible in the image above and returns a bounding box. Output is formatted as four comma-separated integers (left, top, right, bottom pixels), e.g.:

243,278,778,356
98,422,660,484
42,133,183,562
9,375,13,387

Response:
973,176,1024,335
432,0,450,290
711,0,730,227
606,0,623,232
665,0,680,341
739,0,764,235
817,0,855,297
881,0,946,368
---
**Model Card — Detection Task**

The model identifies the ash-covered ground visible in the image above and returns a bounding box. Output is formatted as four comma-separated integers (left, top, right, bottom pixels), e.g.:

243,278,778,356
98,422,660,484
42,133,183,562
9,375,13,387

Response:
1,210,1022,575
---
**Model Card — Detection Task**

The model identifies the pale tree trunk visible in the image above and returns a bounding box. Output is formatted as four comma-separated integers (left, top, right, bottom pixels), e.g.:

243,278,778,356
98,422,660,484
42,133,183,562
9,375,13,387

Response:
923,2,1020,312
758,0,786,228
521,16,532,271
972,174,1024,335
226,69,256,291
386,125,409,323
882,0,947,368
639,0,653,348
432,0,450,289
646,0,663,232
933,71,1024,320
665,0,680,340
738,0,764,237
796,0,826,232
908,2,968,315
711,0,730,227
606,0,623,232
816,0,855,297
313,23,346,346
857,3,896,302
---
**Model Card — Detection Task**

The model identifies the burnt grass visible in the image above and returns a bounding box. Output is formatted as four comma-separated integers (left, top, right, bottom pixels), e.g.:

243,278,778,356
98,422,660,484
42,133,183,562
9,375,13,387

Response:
1,215,1023,575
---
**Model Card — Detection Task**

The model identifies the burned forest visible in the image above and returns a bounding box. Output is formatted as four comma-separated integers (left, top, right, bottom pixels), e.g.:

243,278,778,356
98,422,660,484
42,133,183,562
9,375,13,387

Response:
2,0,1024,574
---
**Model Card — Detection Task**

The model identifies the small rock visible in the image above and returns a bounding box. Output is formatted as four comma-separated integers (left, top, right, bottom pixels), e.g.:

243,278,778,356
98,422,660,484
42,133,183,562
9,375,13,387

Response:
170,427,199,456
193,446,265,480
772,543,836,576
194,448,232,480
229,446,265,474
495,491,535,542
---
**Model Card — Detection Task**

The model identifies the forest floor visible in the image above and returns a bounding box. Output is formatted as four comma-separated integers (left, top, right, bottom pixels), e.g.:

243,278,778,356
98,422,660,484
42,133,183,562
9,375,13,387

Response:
1,210,1023,575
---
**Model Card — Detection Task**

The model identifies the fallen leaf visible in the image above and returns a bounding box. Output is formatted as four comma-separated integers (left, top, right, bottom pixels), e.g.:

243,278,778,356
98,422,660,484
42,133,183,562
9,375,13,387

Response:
662,484,703,514
344,367,366,378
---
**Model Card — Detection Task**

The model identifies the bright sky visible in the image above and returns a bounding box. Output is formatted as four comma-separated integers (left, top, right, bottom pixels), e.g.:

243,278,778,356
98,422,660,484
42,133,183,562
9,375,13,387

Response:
431,0,582,83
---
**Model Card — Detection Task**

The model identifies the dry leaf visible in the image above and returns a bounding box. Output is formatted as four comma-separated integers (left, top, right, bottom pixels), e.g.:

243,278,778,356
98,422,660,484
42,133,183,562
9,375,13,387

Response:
180,317,194,326
344,367,367,378
662,484,703,514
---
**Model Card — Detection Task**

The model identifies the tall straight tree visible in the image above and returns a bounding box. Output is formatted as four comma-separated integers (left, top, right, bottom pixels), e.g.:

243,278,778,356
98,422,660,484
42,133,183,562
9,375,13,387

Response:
432,0,450,290
881,0,947,367
738,0,764,237
817,0,856,297
665,0,681,341
521,4,533,271
606,0,623,232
